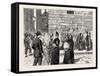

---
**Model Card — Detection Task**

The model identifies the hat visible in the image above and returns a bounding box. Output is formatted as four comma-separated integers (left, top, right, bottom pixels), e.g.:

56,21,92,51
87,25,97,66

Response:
24,32,29,37
35,31,41,36
55,31,59,36
50,33,53,37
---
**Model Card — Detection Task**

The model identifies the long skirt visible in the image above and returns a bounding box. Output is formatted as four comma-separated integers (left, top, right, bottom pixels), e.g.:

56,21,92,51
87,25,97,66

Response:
63,49,74,64
51,47,59,65
63,50,71,64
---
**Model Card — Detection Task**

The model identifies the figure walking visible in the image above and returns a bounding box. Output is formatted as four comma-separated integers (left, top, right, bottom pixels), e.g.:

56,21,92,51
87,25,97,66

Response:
32,31,44,66
24,33,32,57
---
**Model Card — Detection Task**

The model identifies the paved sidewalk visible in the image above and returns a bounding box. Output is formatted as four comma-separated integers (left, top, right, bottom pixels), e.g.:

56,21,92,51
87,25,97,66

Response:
23,49,93,67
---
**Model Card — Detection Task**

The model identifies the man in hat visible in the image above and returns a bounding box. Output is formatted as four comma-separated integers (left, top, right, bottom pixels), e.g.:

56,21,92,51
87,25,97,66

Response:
32,31,44,65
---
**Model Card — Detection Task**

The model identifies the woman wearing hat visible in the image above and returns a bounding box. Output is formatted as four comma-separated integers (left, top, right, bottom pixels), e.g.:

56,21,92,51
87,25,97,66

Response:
51,31,60,65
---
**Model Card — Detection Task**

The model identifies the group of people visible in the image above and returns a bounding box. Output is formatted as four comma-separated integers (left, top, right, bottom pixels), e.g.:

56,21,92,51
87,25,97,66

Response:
24,31,92,66
76,32,92,51
24,31,61,65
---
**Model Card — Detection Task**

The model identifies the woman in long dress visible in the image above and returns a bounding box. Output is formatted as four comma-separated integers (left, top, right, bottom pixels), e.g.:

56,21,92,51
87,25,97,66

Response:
51,32,60,65
63,34,74,64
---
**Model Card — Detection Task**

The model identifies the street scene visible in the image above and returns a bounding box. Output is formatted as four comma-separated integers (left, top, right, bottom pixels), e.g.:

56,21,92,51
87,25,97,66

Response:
23,8,94,66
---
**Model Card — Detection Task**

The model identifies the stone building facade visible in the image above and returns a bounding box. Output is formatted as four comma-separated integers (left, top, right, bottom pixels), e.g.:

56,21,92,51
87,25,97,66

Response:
24,8,93,41
48,10,93,41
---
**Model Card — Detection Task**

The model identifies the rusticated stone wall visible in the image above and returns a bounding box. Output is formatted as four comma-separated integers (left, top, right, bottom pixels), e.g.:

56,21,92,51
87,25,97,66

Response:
48,10,93,36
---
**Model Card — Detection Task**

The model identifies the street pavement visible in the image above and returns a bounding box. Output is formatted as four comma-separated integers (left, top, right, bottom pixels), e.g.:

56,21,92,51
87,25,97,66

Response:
23,49,93,67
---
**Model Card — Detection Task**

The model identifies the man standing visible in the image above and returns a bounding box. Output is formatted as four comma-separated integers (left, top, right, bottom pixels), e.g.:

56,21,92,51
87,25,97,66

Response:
85,32,92,51
78,33,83,50
24,33,32,57
32,31,43,66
